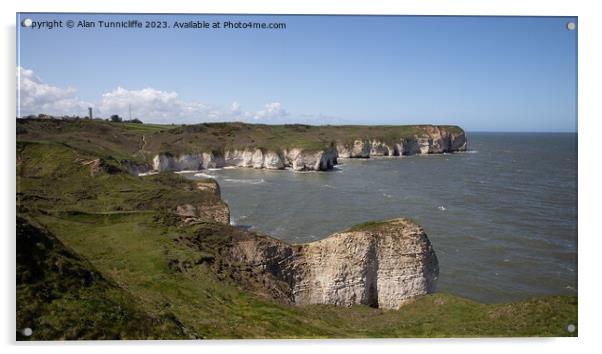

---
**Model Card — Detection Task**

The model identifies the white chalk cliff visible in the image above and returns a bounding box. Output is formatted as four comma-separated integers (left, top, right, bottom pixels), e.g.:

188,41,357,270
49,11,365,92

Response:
229,218,439,310
148,127,466,173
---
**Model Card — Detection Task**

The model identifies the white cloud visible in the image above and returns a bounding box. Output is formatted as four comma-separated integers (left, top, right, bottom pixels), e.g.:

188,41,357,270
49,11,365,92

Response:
230,101,241,114
16,67,346,125
17,66,91,117
96,86,213,122
98,94,294,124
253,102,289,121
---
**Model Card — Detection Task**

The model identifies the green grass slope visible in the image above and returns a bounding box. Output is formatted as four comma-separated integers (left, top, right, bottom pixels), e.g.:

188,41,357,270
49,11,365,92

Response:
16,216,191,340
16,128,576,339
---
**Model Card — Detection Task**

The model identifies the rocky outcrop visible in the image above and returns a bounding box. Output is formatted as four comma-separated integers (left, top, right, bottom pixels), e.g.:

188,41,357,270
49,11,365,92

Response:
229,218,439,310
175,180,229,224
152,153,225,172
336,128,467,159
153,154,193,172
450,131,468,151
352,139,371,158
408,126,467,154
175,201,230,225
369,139,392,156
283,147,337,171
195,180,221,198
224,149,285,169
202,152,225,169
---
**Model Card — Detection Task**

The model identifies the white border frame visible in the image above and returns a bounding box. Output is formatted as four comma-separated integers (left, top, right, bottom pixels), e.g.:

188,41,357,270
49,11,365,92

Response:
3,1,600,353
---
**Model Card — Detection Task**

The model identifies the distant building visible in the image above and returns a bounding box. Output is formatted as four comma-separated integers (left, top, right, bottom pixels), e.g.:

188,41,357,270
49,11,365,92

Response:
88,107,93,119
110,114,122,123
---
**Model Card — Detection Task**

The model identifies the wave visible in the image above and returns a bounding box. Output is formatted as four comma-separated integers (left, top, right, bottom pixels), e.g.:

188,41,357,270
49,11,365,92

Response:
437,205,447,211
565,285,577,292
293,169,318,174
175,170,202,174
194,172,216,179
223,178,265,185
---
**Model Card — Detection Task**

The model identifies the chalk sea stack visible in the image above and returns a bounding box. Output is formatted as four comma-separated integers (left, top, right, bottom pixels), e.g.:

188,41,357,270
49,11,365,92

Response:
229,218,439,309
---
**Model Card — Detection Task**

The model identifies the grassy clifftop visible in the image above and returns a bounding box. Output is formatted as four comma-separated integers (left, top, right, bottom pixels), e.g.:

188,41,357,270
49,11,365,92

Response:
17,216,191,340
17,118,465,159
16,124,575,340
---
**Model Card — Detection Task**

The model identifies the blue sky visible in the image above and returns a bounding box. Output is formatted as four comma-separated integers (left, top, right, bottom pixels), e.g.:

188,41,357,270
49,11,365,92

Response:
17,14,577,132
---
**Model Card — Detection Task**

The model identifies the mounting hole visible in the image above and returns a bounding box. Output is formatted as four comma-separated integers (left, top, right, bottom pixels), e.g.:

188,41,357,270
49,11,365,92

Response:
566,22,576,31
22,327,33,336
567,324,576,333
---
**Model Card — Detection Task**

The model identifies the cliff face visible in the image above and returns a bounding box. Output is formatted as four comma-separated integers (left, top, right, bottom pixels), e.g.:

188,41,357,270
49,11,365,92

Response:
150,126,467,173
229,218,439,310
152,152,225,171
153,146,339,172
337,127,467,158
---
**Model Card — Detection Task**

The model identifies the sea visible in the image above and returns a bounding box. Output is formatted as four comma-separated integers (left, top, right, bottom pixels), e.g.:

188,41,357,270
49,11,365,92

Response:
183,133,578,303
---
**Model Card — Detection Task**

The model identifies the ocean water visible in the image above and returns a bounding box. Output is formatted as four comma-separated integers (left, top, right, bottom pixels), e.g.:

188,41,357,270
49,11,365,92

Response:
184,133,577,303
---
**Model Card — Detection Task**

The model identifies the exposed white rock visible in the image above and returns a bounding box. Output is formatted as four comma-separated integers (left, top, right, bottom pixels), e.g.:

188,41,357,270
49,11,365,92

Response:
180,154,203,170
351,139,371,158
417,137,432,154
336,143,351,158
262,151,285,169
153,154,171,171
294,219,438,309
201,152,224,169
243,150,256,167
224,149,284,169
369,140,391,156
251,149,264,169
284,147,337,171
224,149,244,167
153,153,199,172
230,218,439,310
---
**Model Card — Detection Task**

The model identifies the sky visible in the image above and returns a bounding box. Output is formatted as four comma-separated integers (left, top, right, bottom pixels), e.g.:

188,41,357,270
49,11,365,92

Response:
16,14,577,132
